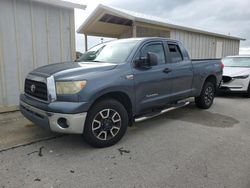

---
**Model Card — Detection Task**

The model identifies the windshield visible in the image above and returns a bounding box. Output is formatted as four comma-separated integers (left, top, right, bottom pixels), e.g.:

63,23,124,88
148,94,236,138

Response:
222,57,250,67
76,39,139,64
76,43,106,62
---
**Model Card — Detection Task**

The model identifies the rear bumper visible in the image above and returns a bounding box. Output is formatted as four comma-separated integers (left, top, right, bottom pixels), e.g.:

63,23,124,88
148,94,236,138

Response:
20,100,87,134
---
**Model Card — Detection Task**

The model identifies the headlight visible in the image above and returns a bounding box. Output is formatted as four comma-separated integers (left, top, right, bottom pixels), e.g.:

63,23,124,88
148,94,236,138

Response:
56,81,87,95
232,75,249,79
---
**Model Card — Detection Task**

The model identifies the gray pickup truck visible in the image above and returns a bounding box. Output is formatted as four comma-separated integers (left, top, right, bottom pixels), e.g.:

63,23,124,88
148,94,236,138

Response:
20,37,223,147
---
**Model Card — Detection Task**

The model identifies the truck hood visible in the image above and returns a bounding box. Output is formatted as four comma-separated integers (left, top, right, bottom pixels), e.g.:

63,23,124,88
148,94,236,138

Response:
223,67,250,77
30,61,118,77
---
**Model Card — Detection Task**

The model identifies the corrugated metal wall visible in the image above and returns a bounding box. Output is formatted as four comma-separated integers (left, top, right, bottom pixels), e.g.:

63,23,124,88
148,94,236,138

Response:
120,23,240,59
221,39,240,57
170,29,240,59
0,0,75,112
136,26,170,38
119,28,132,39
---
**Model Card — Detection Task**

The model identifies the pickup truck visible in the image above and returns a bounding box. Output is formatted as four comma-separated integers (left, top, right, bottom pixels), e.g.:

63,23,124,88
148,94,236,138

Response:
20,37,223,147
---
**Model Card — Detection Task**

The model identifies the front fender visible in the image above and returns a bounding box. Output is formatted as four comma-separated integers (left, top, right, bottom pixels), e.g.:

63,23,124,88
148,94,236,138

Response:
86,86,135,113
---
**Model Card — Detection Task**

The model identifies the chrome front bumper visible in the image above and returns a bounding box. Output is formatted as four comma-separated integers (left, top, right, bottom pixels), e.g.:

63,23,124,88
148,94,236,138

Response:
20,101,87,134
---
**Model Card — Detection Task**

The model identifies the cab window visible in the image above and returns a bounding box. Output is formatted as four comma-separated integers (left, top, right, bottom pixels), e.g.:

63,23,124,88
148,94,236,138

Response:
168,44,183,63
141,43,166,64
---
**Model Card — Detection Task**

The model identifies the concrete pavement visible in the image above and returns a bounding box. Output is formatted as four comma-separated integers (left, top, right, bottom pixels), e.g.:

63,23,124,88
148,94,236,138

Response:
0,95,250,188
0,111,60,151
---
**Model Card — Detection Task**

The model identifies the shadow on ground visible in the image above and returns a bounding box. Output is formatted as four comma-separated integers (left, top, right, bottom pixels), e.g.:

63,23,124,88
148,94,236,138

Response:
216,92,248,99
165,103,239,128
134,102,239,129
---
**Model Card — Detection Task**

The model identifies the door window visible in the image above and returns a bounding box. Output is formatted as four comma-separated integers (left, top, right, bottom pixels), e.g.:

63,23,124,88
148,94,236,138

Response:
141,43,166,64
168,44,183,63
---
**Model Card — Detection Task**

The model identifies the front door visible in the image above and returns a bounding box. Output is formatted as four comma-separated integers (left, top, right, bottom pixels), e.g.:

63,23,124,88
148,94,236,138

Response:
132,41,173,113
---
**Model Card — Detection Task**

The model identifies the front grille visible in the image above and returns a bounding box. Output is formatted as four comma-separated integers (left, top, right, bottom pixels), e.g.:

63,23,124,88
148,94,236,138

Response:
25,79,48,101
222,76,232,83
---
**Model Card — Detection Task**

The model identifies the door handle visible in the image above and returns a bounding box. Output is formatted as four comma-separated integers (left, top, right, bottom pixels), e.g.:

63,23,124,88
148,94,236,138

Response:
163,68,172,74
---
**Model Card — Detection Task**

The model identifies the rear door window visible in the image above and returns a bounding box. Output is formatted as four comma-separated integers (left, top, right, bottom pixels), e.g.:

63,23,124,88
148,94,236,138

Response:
168,44,183,63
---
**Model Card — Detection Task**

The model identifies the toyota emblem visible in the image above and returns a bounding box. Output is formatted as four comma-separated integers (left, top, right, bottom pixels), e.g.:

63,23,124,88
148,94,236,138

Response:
30,84,36,93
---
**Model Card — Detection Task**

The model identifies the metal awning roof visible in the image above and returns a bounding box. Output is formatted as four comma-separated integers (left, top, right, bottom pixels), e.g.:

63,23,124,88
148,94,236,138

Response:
28,0,86,10
77,4,244,40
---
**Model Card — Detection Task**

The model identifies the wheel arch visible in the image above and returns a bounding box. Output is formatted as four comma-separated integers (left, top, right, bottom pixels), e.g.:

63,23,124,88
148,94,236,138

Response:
204,75,217,87
197,74,217,96
89,91,134,126
195,74,216,109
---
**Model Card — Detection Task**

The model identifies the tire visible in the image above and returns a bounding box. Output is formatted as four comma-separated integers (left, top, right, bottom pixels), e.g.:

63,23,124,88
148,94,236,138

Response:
195,81,215,109
246,83,250,98
83,99,128,148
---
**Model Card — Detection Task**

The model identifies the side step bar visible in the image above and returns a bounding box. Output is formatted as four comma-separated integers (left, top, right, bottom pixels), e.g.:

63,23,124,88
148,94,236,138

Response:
134,101,190,123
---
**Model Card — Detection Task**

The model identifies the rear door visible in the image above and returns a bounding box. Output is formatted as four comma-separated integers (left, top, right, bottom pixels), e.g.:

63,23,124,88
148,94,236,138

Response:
132,41,173,113
166,42,193,99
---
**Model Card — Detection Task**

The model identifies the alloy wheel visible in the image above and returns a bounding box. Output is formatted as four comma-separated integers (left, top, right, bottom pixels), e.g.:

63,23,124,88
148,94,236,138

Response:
204,86,214,106
91,109,122,141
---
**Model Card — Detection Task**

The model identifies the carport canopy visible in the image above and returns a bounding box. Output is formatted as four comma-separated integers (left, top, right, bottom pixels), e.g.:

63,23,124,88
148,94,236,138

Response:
77,4,245,51
77,4,135,38
77,4,138,50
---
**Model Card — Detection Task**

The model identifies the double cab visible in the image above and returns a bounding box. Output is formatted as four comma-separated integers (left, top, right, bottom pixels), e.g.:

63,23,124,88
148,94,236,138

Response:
20,37,223,147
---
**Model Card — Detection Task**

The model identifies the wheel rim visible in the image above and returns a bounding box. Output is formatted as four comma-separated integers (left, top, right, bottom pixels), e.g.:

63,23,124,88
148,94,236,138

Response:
92,109,121,141
204,86,214,105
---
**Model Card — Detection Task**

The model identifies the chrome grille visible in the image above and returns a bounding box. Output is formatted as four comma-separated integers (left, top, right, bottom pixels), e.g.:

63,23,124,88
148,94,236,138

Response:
25,79,48,101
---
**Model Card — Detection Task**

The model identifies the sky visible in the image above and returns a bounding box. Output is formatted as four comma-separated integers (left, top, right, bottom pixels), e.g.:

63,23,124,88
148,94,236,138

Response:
71,0,250,54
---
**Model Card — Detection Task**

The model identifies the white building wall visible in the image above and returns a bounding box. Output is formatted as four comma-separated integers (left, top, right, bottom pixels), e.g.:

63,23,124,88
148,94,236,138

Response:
136,26,170,38
221,39,240,57
119,28,132,39
170,29,239,59
0,0,75,112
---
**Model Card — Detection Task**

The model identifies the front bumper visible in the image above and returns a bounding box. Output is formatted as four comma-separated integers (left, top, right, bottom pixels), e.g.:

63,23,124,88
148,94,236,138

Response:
220,77,249,92
20,100,87,134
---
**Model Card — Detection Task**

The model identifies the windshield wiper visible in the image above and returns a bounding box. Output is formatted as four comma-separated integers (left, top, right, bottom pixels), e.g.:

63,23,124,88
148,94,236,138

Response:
91,60,102,63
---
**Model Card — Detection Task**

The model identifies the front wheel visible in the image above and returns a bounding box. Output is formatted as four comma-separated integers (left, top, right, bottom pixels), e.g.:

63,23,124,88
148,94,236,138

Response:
195,82,215,109
246,82,250,98
83,99,128,148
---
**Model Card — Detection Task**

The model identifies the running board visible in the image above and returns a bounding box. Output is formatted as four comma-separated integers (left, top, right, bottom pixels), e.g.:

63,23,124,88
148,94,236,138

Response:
134,101,190,123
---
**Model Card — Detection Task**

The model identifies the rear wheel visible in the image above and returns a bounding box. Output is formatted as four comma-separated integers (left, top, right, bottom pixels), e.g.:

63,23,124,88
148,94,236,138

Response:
195,81,215,109
83,99,128,148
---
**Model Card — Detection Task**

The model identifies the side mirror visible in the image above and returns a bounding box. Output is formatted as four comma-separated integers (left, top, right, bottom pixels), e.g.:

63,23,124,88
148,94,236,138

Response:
134,52,158,68
147,52,158,66
134,57,147,67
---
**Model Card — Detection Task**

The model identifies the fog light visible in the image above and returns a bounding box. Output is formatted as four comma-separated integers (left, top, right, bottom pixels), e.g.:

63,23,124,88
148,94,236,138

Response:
57,118,69,128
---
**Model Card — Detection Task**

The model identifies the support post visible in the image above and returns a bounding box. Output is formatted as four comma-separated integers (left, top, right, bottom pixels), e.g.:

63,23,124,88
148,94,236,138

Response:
69,11,76,61
84,34,88,52
132,22,137,37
